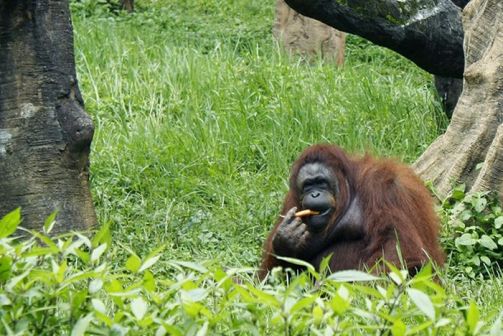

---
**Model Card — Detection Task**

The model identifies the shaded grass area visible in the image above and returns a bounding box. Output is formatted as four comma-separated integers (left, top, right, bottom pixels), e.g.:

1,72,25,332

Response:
73,1,447,269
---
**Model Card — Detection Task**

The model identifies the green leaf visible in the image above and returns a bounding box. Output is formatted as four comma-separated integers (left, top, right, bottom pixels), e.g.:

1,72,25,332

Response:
435,318,451,328
105,279,123,293
0,208,21,238
473,196,487,213
181,288,207,302
413,262,433,281
126,254,142,273
143,271,156,292
455,233,476,246
89,279,103,294
92,299,107,314
75,232,92,249
471,255,481,266
276,256,318,279
290,296,316,314
490,312,503,336
330,292,351,315
406,288,435,320
30,230,59,253
55,260,68,283
6,270,30,291
245,284,280,308
327,270,380,282
466,301,480,334
92,221,111,248
460,210,472,221
480,235,498,250
158,324,183,336
169,260,208,273
480,256,491,266
312,305,323,325
91,243,107,263
138,254,161,273
283,297,297,314
319,254,333,274
63,270,98,286
0,256,12,282
131,297,148,320
64,239,85,256
408,321,434,334
71,290,88,314
451,184,466,201
387,266,408,286
0,294,11,306
43,210,58,235
75,248,90,264
391,319,406,336
495,216,503,229
71,313,93,336
110,324,128,335
195,321,208,336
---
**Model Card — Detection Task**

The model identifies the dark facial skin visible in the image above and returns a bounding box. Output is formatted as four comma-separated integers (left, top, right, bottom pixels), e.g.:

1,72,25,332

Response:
296,163,338,231
271,163,339,260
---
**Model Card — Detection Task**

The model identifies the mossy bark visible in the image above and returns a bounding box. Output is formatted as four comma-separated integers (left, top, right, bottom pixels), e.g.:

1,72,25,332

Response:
284,0,464,78
0,0,97,233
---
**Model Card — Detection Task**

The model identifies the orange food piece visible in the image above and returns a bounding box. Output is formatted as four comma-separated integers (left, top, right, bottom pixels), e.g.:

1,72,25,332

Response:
295,209,320,217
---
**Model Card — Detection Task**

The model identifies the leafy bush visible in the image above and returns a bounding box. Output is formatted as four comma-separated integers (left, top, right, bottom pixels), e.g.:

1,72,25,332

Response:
1,209,502,335
441,185,503,279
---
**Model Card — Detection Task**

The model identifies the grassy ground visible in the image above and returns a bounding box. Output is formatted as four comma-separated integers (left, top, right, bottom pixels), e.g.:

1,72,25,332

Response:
73,0,447,268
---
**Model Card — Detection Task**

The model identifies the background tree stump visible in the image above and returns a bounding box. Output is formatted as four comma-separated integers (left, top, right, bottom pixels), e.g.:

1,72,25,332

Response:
274,0,346,65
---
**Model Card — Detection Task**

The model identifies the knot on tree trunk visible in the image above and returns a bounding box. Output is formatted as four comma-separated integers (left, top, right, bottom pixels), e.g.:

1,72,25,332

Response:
56,97,94,155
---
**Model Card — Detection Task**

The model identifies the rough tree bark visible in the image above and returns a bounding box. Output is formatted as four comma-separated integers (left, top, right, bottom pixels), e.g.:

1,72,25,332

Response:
414,0,503,200
284,0,464,78
274,0,346,65
0,1,97,233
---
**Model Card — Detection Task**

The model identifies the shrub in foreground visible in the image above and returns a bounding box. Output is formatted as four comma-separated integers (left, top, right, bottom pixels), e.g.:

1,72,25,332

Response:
441,186,503,279
0,209,502,335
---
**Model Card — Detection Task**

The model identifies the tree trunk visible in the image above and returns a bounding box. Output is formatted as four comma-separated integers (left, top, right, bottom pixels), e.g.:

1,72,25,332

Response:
284,0,464,78
0,1,97,233
414,0,503,200
274,0,346,65
120,0,134,13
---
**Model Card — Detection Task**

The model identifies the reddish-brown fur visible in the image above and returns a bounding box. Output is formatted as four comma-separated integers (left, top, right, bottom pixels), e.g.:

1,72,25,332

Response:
259,144,444,279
